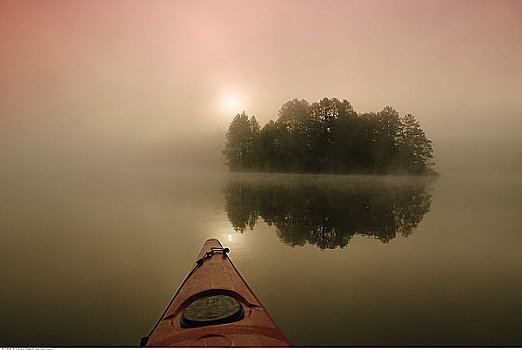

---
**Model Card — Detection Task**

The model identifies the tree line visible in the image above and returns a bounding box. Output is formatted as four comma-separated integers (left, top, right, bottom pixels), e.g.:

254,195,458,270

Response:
223,97,436,175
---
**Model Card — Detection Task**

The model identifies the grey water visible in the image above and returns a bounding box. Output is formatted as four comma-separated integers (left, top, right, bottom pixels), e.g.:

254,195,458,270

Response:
1,167,522,346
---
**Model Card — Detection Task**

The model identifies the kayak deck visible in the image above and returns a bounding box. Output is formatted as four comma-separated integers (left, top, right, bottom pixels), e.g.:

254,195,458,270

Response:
143,238,291,347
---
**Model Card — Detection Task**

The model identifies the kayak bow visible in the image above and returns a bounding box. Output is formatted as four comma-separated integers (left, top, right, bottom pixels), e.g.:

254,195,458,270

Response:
141,238,291,347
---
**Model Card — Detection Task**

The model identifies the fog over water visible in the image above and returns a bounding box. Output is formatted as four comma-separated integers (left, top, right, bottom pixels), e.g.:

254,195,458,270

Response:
2,0,522,176
2,0,522,347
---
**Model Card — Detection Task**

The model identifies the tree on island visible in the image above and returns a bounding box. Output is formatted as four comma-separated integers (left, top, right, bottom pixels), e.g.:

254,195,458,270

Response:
223,98,437,175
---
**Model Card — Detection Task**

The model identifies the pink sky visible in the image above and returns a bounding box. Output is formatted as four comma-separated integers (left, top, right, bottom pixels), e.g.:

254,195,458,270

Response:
1,0,522,174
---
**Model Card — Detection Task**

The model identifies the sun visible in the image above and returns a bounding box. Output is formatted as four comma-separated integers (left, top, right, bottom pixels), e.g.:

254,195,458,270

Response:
221,93,243,114
226,97,239,110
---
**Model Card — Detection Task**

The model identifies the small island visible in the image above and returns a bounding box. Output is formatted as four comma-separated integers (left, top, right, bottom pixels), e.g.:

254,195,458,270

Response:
224,97,436,175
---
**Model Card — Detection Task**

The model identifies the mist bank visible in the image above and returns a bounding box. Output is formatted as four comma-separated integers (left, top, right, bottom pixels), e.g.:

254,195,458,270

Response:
0,119,226,182
434,133,522,177
1,113,521,179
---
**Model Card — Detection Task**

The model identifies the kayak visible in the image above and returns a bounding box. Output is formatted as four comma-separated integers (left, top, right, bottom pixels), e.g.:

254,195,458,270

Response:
141,238,291,347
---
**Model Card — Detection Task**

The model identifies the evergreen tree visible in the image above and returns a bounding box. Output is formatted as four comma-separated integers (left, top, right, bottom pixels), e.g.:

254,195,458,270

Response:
223,112,254,171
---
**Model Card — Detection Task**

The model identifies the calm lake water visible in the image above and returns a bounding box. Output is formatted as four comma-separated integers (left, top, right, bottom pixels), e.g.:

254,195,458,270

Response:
1,167,522,346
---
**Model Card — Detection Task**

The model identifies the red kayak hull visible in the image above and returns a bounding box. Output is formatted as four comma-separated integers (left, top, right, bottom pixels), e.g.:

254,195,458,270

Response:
145,239,291,347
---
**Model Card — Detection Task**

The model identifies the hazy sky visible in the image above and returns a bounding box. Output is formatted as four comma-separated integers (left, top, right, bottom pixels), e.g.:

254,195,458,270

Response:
2,0,522,175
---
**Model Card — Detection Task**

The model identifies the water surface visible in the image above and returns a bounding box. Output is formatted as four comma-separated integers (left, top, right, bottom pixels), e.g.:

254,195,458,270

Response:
1,168,521,346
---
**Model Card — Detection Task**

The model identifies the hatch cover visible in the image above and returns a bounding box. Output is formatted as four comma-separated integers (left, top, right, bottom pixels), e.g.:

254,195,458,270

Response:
181,294,244,328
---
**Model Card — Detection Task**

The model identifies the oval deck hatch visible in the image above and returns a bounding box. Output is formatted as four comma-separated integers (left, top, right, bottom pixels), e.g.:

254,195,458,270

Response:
181,294,244,328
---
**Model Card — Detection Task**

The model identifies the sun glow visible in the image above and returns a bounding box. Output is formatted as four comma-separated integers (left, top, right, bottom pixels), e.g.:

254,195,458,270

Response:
227,97,239,109
221,93,244,114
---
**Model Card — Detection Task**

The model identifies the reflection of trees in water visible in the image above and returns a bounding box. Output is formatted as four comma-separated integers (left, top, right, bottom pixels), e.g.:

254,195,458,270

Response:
224,175,434,249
